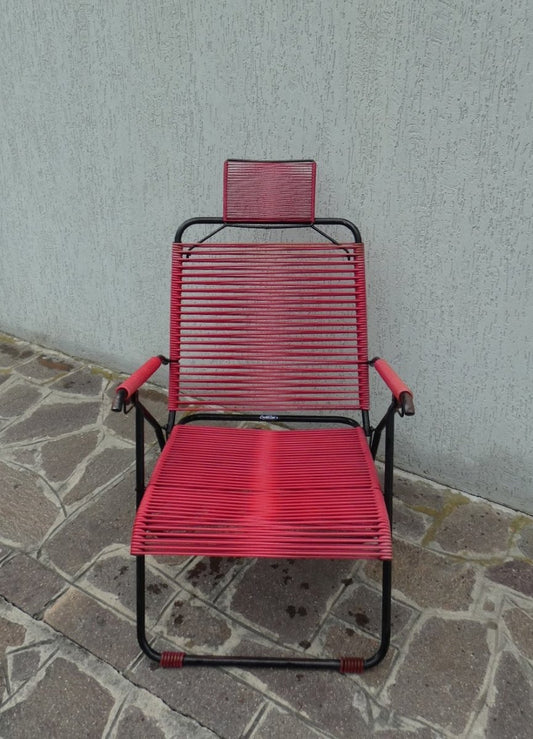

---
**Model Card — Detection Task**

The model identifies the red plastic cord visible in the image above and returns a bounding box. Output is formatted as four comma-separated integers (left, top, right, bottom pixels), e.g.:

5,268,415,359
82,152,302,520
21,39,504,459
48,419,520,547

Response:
116,356,163,400
131,425,392,560
373,359,412,403
168,243,369,413
160,651,185,668
339,657,364,674
223,160,316,222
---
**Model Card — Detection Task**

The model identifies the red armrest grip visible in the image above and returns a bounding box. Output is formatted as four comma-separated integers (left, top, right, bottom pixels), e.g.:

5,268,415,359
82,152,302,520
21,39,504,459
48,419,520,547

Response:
373,359,413,403
116,356,163,400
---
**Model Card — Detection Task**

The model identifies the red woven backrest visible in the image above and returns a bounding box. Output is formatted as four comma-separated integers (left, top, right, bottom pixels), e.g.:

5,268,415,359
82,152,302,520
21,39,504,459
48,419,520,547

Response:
223,160,316,222
168,243,369,412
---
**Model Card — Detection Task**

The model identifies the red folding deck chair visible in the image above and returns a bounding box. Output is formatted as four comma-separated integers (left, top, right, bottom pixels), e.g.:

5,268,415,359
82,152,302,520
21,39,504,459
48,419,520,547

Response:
112,160,414,673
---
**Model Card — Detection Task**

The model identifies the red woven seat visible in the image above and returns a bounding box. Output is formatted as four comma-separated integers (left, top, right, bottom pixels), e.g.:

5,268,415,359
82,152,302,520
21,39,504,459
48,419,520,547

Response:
131,425,391,559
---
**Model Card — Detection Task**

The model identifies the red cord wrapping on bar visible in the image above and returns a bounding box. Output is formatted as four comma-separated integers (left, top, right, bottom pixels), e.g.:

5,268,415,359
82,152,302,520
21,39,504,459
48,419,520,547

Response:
116,356,163,400
372,358,412,403
339,657,364,674
160,651,185,668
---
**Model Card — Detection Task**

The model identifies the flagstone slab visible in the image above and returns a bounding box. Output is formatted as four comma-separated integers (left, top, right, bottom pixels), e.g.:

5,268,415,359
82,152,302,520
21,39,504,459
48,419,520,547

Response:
50,368,104,396
365,539,476,610
251,705,329,738
0,616,26,659
44,472,135,575
392,502,432,543
114,699,218,739
103,402,137,441
129,648,265,739
178,556,244,600
517,525,533,559
0,554,65,616
0,600,217,738
392,476,449,513
0,657,114,738
372,723,442,738
114,706,166,739
40,430,100,482
7,447,38,467
103,403,137,442
387,617,491,734
0,461,61,549
63,446,133,505
227,558,354,644
332,583,416,645
8,648,41,693
487,560,533,598
82,553,173,625
486,652,533,739
14,355,77,382
0,382,43,418
503,606,533,660
2,399,100,443
0,342,34,368
44,588,140,671
158,594,234,651
432,501,512,555
237,647,374,738
149,554,192,577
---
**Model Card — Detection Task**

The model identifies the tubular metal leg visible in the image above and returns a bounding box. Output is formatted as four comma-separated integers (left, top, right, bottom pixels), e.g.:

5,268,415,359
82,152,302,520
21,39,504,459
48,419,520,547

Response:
135,553,392,672
136,556,160,662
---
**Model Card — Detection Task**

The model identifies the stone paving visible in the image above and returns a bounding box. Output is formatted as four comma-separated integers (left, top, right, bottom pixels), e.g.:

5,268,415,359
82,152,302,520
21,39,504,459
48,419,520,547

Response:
1,332,533,738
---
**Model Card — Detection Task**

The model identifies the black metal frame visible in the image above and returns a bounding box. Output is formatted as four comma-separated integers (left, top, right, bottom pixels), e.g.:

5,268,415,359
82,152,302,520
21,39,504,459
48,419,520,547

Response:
121,216,406,673
174,216,361,245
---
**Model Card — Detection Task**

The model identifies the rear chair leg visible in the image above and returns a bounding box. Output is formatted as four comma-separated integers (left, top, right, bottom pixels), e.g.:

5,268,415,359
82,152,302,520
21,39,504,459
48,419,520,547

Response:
136,555,160,662
362,559,391,670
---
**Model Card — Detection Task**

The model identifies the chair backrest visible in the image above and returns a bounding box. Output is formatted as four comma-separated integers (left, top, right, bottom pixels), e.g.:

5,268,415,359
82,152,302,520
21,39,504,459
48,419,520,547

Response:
223,159,316,223
168,161,369,414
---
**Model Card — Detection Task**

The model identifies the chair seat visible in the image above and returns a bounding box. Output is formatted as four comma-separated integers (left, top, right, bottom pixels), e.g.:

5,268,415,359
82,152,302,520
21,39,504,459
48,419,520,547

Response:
131,425,392,560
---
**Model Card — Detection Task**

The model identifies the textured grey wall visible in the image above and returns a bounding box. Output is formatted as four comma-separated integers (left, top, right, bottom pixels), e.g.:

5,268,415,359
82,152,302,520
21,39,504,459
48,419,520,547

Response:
1,1,532,512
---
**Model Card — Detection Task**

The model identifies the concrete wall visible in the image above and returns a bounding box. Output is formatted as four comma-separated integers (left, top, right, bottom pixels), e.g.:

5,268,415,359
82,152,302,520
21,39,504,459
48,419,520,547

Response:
1,1,532,512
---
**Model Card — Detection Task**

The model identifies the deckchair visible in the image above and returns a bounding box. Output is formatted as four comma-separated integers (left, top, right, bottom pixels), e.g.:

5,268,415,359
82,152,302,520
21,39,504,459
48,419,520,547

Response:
112,160,414,673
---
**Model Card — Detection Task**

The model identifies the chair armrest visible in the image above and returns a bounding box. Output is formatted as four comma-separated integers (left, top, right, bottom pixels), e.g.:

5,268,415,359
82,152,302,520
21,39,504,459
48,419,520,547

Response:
371,358,415,416
112,355,165,412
